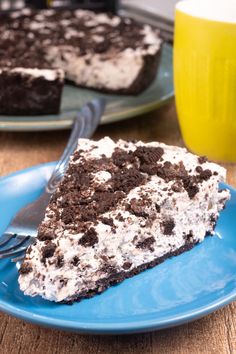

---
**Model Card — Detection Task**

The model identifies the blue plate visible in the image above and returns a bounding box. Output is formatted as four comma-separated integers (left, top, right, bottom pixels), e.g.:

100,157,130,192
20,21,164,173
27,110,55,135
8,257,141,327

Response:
0,162,235,334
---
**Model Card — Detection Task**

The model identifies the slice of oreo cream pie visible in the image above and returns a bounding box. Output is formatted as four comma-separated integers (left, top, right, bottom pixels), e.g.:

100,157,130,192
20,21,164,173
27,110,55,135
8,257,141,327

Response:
19,137,230,303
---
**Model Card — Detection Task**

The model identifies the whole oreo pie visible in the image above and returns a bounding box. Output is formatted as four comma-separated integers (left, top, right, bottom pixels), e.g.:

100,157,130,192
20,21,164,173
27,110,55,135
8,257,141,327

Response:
0,9,162,115
18,138,230,303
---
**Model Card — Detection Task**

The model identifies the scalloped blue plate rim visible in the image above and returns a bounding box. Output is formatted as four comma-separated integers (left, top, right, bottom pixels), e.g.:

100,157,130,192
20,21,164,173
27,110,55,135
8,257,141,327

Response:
0,162,235,334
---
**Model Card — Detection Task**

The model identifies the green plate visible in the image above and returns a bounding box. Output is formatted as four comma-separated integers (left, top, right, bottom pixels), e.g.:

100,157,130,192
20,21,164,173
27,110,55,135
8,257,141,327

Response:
0,43,173,131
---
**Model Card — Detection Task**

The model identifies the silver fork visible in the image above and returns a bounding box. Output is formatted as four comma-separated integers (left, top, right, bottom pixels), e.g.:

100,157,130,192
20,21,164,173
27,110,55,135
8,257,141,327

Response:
0,98,106,260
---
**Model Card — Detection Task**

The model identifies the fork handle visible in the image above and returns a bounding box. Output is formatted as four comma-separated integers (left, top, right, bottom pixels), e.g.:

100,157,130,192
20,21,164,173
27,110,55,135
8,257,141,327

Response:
46,98,105,194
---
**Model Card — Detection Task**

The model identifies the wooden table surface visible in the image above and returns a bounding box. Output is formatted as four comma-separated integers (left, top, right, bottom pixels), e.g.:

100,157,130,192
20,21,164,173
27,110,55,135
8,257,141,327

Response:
0,100,235,354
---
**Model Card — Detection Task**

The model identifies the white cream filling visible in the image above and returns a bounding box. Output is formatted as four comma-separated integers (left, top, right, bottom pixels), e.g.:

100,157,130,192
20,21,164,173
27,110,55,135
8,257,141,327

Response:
47,47,144,90
46,44,160,91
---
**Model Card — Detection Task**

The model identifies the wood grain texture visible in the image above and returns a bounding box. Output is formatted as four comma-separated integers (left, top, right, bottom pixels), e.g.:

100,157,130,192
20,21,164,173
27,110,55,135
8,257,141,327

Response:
0,100,235,354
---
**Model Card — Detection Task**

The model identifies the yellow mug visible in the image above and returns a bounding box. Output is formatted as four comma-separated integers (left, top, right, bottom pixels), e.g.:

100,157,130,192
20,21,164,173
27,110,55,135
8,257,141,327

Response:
174,0,236,162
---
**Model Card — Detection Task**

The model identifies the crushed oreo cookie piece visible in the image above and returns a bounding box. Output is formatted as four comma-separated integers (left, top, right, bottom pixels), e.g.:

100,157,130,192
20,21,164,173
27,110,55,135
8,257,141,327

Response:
71,256,79,266
195,166,203,173
61,207,74,224
199,169,212,181
112,148,135,167
111,167,146,193
136,236,155,251
37,225,55,241
183,231,193,243
78,228,98,247
116,213,125,222
155,161,188,182
122,262,132,270
155,203,161,213
183,177,199,199
19,262,32,275
100,217,114,227
128,198,149,218
100,263,117,275
161,219,175,235
56,255,64,268
198,156,207,164
134,146,164,164
42,243,56,259
171,181,182,192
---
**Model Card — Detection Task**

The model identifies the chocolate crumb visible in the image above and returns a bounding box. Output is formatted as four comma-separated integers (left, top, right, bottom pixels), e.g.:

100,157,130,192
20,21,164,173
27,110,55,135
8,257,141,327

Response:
139,163,158,175
134,146,164,164
199,169,212,181
78,228,98,247
19,262,32,275
161,219,175,235
183,177,199,199
59,278,68,288
71,256,79,266
136,236,155,251
171,181,182,192
186,184,199,199
155,203,161,213
42,243,56,259
112,148,135,167
61,208,74,224
56,255,64,268
183,231,193,243
111,167,146,194
198,156,207,164
128,198,149,218
210,214,216,223
122,262,132,270
100,217,114,227
100,255,108,262
195,166,203,173
116,213,125,222
37,226,55,241
100,263,117,275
